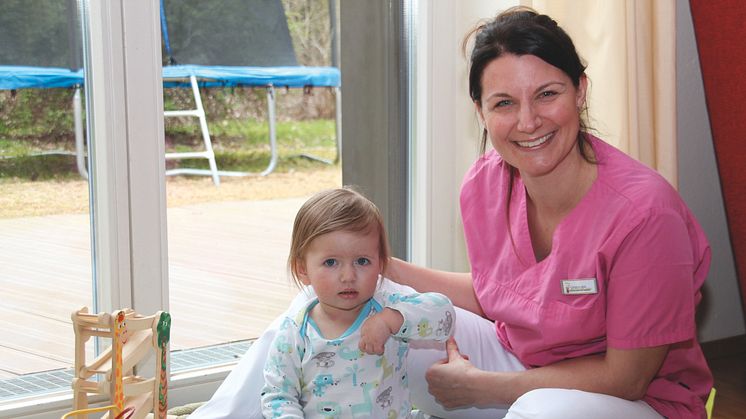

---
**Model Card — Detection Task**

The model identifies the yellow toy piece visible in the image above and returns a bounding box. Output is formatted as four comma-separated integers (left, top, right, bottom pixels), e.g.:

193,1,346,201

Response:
705,387,716,419
64,307,171,419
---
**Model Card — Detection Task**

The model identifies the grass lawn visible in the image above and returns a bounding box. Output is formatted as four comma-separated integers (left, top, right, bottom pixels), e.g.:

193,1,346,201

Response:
0,118,341,218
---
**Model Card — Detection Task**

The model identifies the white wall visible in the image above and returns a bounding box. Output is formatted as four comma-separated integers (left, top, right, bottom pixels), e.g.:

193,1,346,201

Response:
415,0,745,342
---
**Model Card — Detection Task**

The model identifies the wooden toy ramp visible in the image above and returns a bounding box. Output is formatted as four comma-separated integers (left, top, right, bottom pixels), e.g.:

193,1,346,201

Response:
64,308,171,419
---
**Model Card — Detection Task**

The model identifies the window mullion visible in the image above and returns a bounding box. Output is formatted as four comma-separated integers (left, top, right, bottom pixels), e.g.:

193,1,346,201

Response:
87,0,168,315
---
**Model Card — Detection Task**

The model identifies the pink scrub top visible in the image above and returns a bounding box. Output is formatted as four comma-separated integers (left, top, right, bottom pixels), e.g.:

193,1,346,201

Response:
460,135,713,418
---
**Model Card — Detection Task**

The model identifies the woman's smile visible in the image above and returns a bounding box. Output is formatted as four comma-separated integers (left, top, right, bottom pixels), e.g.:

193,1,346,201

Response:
515,131,555,149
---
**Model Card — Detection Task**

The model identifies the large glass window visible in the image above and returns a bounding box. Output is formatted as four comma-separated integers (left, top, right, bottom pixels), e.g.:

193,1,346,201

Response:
161,0,341,371
0,0,344,415
0,0,95,405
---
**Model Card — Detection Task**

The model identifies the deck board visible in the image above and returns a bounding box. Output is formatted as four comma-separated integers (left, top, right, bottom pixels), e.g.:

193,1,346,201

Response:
0,197,305,376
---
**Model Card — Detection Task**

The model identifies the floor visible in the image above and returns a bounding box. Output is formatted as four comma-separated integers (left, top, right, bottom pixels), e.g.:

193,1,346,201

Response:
0,196,306,379
708,348,746,419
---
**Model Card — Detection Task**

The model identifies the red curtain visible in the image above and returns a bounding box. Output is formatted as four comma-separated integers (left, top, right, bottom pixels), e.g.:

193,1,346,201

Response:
690,0,746,318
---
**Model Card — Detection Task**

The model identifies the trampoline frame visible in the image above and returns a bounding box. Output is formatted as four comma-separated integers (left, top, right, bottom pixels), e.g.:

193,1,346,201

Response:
160,72,341,185
0,65,341,185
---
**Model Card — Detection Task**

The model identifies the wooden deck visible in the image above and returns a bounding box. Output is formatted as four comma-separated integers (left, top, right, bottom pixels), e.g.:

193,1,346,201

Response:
0,197,305,379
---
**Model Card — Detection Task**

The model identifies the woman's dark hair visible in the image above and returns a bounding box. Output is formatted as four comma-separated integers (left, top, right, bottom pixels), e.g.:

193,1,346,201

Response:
464,6,593,160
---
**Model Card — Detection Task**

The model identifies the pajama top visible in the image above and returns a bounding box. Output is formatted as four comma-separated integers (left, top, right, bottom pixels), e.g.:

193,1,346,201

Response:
261,289,455,418
460,135,713,418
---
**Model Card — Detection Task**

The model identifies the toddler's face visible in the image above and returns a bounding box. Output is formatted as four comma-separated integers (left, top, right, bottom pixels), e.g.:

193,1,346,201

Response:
298,228,382,315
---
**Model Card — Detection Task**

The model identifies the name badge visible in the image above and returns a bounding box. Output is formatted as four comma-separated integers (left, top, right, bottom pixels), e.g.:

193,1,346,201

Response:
561,278,598,295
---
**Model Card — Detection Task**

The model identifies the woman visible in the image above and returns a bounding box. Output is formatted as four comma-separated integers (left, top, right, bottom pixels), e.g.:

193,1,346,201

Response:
191,7,712,419
385,6,712,419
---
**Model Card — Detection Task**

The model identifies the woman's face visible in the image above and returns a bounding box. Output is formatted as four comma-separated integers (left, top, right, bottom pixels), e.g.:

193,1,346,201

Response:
477,54,587,180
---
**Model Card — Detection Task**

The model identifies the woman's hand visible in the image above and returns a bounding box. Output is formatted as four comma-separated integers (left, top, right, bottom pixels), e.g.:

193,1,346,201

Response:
382,258,485,316
427,338,670,409
426,337,498,408
427,339,670,410
382,257,405,285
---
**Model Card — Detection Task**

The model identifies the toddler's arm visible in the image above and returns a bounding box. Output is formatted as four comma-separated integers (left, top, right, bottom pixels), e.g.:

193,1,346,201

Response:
358,307,403,355
359,290,455,355
386,291,455,342
261,319,305,418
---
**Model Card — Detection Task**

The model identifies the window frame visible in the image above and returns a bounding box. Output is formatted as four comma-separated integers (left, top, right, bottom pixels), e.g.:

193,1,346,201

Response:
85,0,169,316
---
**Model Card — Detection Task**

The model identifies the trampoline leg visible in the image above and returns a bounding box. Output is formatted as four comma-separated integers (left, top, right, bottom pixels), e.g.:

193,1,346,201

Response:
190,75,221,186
297,86,338,166
261,86,278,176
334,86,342,164
73,86,88,180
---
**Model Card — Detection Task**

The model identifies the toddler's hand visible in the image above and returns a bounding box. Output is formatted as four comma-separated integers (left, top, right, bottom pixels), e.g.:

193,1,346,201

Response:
359,308,402,355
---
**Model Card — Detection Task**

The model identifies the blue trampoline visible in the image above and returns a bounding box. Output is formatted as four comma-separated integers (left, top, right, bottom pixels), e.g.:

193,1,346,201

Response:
0,0,341,183
161,65,339,89
0,66,83,90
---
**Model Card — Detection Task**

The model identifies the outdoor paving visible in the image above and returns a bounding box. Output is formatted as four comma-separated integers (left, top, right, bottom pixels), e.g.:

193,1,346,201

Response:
0,196,305,379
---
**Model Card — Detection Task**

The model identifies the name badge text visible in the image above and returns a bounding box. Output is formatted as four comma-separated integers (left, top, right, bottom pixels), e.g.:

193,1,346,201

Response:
561,278,598,295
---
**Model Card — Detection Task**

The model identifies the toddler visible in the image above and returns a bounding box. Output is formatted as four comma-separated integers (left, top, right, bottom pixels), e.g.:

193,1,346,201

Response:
261,187,455,418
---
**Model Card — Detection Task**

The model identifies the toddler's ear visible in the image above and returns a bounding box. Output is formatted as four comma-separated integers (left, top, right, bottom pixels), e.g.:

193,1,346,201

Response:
296,262,312,286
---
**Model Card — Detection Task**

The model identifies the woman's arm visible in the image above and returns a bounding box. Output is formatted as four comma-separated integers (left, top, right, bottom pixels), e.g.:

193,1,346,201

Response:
385,257,485,316
427,339,668,408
